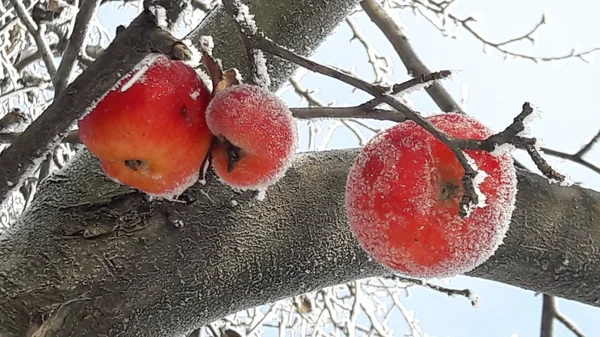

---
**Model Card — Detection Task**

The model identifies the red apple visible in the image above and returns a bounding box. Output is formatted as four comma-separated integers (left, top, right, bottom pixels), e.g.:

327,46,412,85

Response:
345,113,518,278
78,54,213,198
205,84,297,190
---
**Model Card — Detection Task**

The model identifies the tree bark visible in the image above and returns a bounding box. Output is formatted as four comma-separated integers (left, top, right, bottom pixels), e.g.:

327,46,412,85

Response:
2,0,600,336
1,149,600,337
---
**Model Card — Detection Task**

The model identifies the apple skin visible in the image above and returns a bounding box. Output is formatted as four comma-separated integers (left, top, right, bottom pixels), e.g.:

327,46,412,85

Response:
78,54,213,198
205,84,297,191
344,113,518,279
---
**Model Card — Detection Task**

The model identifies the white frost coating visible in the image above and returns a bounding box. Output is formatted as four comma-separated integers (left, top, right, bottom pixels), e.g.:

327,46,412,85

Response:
255,189,267,201
234,1,258,34
490,143,515,157
252,49,271,89
120,54,161,92
199,36,214,55
145,171,200,200
149,5,168,29
465,152,488,211
181,39,202,68
195,67,213,91
518,105,541,137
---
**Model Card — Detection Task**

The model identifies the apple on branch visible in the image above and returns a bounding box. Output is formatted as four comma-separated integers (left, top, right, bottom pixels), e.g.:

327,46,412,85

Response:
78,54,213,198
344,113,518,279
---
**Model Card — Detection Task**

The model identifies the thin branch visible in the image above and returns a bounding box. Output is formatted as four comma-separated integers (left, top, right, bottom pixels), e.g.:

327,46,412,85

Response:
540,294,585,337
540,295,555,337
538,147,600,175
360,0,464,113
385,274,478,306
54,0,102,96
8,0,58,82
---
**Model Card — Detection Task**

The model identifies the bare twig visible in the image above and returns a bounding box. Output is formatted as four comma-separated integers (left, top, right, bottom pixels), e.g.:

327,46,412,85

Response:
360,0,464,113
54,0,102,96
540,294,585,337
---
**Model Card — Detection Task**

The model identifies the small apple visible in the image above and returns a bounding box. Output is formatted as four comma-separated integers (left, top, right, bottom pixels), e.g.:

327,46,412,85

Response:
344,113,518,278
205,84,297,190
78,53,213,198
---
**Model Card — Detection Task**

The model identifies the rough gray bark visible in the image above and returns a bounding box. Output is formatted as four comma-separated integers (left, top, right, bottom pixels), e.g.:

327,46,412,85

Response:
1,149,600,337
2,1,600,336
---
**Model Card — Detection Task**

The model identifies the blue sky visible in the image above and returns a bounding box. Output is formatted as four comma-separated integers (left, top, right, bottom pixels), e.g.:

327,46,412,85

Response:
98,1,600,336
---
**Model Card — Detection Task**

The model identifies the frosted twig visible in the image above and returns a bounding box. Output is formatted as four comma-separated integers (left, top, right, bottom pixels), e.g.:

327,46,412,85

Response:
8,0,58,82
385,274,478,306
345,17,392,85
221,0,271,89
54,0,101,97
361,70,453,110
361,0,464,113
404,0,599,63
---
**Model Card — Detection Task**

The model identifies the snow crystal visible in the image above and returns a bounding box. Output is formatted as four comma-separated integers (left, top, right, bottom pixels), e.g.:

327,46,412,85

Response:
230,199,239,206
120,54,163,93
149,5,168,30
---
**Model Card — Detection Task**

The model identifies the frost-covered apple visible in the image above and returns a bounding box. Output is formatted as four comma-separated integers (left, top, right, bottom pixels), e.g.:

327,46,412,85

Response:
78,54,213,198
345,113,518,278
205,84,297,190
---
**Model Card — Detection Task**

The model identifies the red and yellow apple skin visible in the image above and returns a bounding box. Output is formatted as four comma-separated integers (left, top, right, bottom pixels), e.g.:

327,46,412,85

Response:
205,84,298,190
345,113,518,278
78,54,213,198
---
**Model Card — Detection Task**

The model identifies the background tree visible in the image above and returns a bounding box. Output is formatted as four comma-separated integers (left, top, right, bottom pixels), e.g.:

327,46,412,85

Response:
0,0,598,336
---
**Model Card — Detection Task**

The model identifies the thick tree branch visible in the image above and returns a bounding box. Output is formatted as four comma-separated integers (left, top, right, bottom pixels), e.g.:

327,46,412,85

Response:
1,149,599,336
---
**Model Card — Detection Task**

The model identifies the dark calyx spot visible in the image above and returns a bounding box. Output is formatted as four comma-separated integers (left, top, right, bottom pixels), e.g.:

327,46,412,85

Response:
124,159,144,171
218,135,243,173
439,182,461,201
181,106,187,115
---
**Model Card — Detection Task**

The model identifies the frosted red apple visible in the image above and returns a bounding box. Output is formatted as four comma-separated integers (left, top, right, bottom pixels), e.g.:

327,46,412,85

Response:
345,113,518,278
205,84,297,190
78,54,213,198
